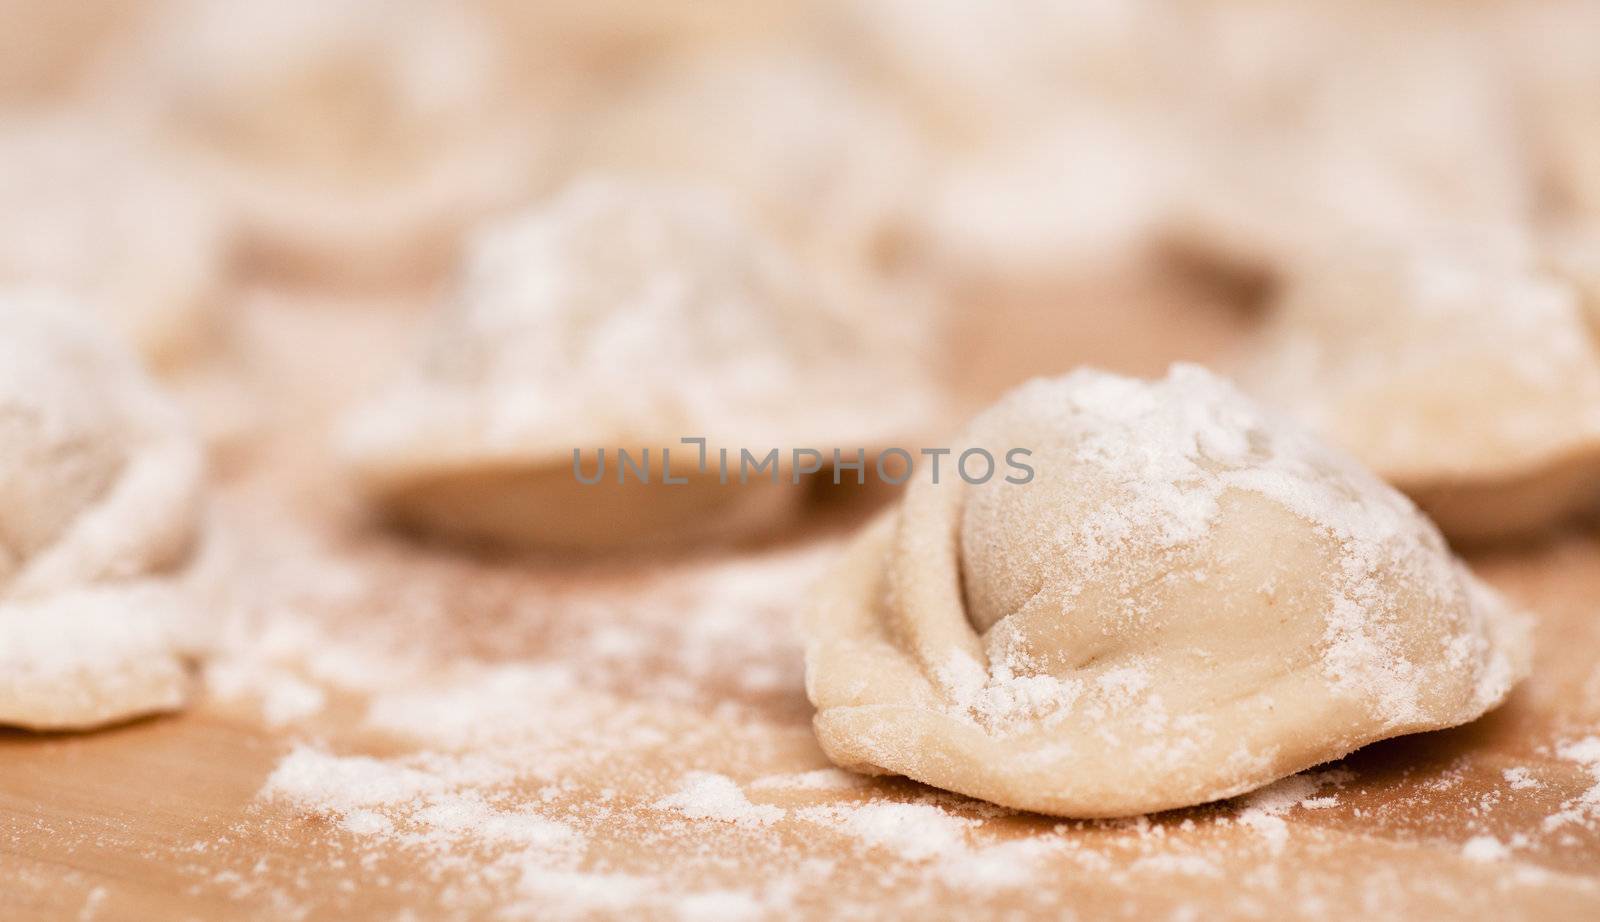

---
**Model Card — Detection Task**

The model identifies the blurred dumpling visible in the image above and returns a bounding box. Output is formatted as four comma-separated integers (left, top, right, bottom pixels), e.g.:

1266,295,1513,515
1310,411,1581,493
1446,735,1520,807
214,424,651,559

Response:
481,0,815,85
840,1,1182,285
1164,13,1531,288
805,365,1529,817
0,116,229,370
1240,238,1600,543
0,290,206,730
841,0,1174,136
341,177,940,550
1491,0,1600,225
913,104,1178,285
112,0,546,286
577,52,925,276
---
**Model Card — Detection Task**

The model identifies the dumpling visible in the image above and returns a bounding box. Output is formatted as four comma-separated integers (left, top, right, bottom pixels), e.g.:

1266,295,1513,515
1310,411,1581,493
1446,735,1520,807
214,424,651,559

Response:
1239,238,1600,544
0,290,206,730
0,116,229,371
804,364,1528,818
341,177,939,551
110,0,542,286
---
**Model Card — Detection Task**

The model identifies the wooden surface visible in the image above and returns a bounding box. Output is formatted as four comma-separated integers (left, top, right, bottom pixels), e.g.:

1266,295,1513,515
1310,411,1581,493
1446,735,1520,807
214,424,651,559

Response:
3,279,1600,921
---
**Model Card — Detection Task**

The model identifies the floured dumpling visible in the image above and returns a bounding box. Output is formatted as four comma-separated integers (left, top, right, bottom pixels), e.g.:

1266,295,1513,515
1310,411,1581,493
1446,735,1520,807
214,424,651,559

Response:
804,365,1529,818
0,290,206,730
112,0,542,285
1241,238,1600,544
341,177,938,550
0,116,228,371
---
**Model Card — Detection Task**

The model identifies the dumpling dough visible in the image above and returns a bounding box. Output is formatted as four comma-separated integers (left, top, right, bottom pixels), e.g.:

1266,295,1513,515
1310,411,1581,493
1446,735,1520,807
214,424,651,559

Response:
1240,238,1600,544
804,365,1529,818
0,116,228,371
341,177,938,550
0,290,205,730
114,0,540,286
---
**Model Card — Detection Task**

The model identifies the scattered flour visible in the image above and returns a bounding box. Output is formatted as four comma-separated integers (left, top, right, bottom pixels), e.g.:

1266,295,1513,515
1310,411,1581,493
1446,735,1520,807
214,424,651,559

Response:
1129,853,1224,879
1232,770,1355,854
750,768,873,792
939,838,1067,890
1236,810,1290,854
260,744,586,890
257,675,327,728
1542,736,1600,832
654,772,785,828
1462,835,1511,863
263,745,456,816
1502,767,1540,791
77,885,108,922
796,802,977,862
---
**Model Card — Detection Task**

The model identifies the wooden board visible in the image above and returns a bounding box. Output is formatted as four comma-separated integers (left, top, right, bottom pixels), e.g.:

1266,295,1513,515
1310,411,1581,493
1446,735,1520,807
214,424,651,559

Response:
3,281,1599,921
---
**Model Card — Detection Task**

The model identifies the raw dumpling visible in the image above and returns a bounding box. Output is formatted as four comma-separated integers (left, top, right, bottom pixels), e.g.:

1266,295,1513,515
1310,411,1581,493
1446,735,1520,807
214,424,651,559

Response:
112,0,541,286
0,290,206,730
804,364,1529,818
341,177,938,550
1240,238,1600,544
0,116,228,371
